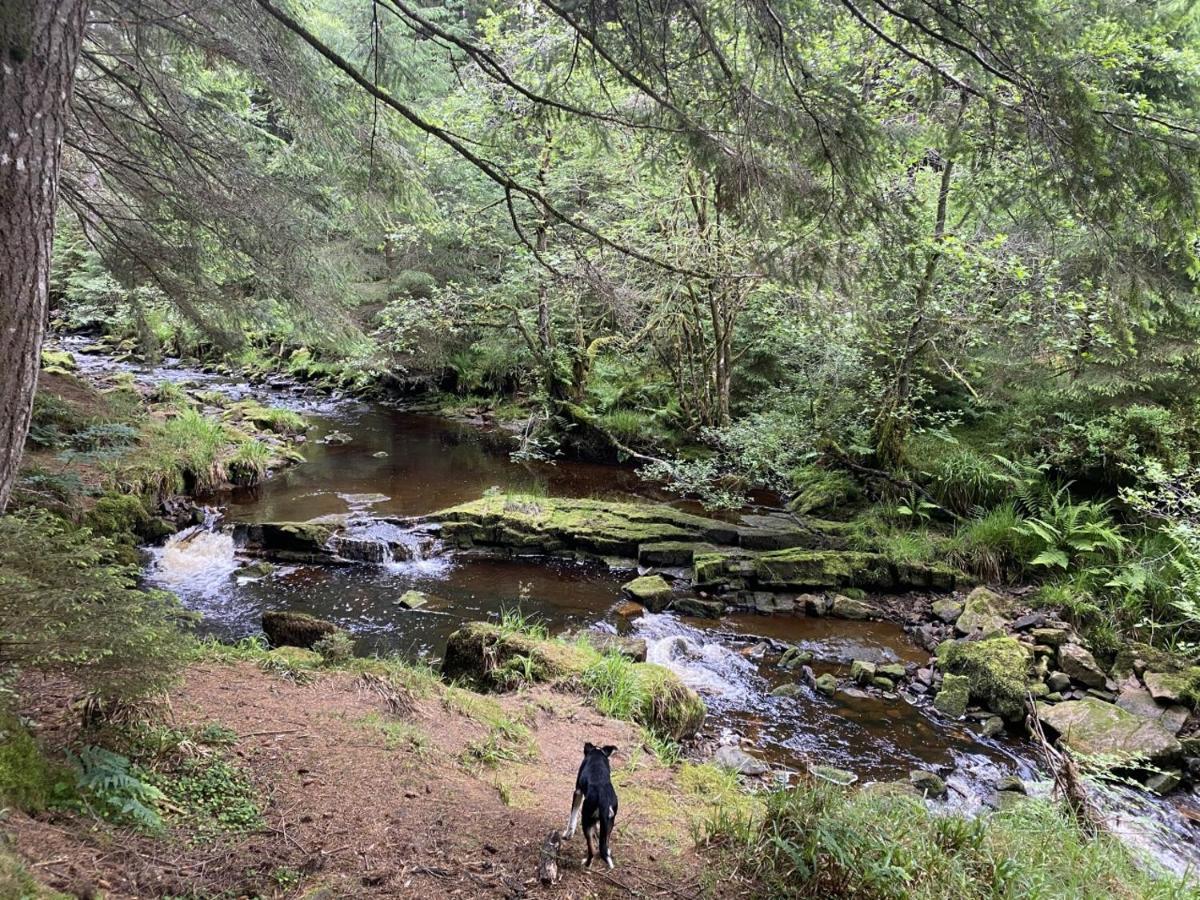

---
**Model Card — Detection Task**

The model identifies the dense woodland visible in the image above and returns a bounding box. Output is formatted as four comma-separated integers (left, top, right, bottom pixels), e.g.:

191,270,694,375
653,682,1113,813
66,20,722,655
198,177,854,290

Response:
3,0,1200,896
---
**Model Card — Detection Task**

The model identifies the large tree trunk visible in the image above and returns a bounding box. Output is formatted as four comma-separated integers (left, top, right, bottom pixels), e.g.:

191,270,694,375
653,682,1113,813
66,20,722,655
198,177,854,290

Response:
0,0,88,511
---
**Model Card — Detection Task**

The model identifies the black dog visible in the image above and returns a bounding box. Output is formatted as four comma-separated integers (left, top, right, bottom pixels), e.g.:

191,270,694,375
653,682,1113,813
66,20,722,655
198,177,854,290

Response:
562,742,619,869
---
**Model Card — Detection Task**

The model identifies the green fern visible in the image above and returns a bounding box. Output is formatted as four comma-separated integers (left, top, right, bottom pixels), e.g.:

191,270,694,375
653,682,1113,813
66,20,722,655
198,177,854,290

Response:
73,745,165,830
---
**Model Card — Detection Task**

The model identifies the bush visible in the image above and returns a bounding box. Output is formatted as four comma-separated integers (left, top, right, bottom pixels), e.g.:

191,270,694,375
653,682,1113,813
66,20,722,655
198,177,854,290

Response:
0,715,75,812
946,505,1037,582
0,510,190,703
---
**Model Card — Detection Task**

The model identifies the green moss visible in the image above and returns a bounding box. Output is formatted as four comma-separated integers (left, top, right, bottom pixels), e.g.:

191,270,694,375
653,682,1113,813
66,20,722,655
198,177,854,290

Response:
39,349,77,371
940,637,1032,720
441,622,591,689
0,716,75,812
634,662,706,740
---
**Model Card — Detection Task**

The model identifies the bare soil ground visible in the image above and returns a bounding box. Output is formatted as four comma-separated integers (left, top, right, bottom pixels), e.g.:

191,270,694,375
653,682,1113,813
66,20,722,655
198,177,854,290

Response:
7,663,738,899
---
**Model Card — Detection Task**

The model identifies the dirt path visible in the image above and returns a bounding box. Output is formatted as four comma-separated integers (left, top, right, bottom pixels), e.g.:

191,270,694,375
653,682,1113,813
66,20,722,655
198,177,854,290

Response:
9,663,735,899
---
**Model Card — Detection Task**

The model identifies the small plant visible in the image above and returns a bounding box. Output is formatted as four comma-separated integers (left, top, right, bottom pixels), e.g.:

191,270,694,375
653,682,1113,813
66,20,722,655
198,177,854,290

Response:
313,631,355,666
496,603,549,640
1013,486,1126,571
152,756,262,835
227,439,273,487
73,745,165,830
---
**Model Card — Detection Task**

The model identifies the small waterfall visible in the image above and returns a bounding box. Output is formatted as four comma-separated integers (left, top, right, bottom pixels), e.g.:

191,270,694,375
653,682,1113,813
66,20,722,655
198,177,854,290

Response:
151,512,238,597
332,517,449,576
636,613,759,702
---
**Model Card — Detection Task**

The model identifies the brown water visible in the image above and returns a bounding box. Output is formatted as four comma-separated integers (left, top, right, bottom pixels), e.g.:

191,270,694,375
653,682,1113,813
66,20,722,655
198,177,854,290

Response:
75,341,1196,875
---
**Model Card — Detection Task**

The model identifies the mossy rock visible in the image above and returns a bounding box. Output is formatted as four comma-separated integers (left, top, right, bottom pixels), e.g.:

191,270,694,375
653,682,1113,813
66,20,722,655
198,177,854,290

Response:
1037,698,1182,765
622,574,674,612
441,622,590,690
39,349,77,371
955,587,1017,637
632,663,706,740
939,637,1032,720
933,673,970,718
692,546,961,593
234,521,338,560
262,610,341,649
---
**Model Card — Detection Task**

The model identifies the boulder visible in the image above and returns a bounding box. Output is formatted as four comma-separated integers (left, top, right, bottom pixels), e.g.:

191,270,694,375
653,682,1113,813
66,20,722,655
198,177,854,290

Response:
996,775,1026,794
1037,698,1182,765
954,587,1015,637
712,745,769,776
1046,671,1072,693
981,716,1005,738
1144,770,1182,795
1058,644,1106,689
621,575,674,612
1142,670,1199,705
752,592,795,614
1031,627,1069,647
262,611,341,649
829,594,878,620
909,769,947,798
614,601,646,618
933,674,970,719
235,521,338,561
572,632,648,662
938,636,1032,720
771,683,805,699
877,663,906,680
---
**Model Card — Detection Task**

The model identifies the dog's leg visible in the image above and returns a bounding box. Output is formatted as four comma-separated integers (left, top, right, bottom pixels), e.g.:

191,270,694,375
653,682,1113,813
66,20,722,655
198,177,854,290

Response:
583,822,596,867
599,809,615,870
562,790,583,839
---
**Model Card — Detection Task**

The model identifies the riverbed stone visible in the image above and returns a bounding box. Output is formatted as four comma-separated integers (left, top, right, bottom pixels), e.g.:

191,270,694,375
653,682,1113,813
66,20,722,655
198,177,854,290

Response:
954,587,1015,637
850,659,876,685
638,541,699,567
573,632,647,662
237,521,338,560
1058,643,1107,689
1031,627,1069,647
931,597,963,624
830,594,878,620
621,575,674,612
753,592,795,614
396,590,430,610
810,765,857,786
780,647,815,669
1144,770,1182,795
262,610,341,649
872,676,896,691
877,663,906,680
1037,698,1182,764
996,775,1027,794
814,673,838,696
234,560,276,579
771,683,805,699
712,745,769,776
980,716,1005,738
614,601,645,618
933,674,970,718
908,769,947,798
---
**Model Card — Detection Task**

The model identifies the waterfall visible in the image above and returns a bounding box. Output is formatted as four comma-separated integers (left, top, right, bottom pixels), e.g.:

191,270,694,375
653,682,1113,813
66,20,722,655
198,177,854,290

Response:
331,517,449,576
150,510,238,597
635,613,759,702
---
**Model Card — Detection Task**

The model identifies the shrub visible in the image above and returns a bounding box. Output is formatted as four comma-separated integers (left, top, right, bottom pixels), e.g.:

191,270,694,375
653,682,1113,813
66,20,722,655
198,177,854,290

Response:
227,440,273,486
0,715,75,812
313,631,355,665
73,745,165,830
0,510,190,703
946,505,1037,582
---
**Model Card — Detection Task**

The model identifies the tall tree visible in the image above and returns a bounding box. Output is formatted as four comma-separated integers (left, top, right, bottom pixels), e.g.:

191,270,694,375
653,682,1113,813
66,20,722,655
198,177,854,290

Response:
0,0,90,511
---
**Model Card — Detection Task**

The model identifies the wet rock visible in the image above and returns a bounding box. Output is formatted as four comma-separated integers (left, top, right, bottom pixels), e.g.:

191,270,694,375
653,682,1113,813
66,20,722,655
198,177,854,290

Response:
1047,671,1072,693
802,593,829,616
829,594,878,620
850,659,876,685
236,521,338,560
799,665,817,688
915,667,934,686
909,682,929,695
740,641,770,659
1031,627,1069,647
1115,679,1189,735
712,744,769,776
262,610,341,649
234,560,276,580
1058,644,1107,689
672,596,725,618
622,575,675,612
395,590,430,610
913,624,942,652
771,683,805,699
872,676,896,691
810,765,857,786
980,716,1005,738
955,587,1016,637
908,769,947,798
933,674,970,719
614,601,646,619
996,775,1026,794
931,597,963,624
814,673,839,696
1037,698,1182,765
320,430,353,444
779,647,815,669
1144,770,1182,795
877,663,906,680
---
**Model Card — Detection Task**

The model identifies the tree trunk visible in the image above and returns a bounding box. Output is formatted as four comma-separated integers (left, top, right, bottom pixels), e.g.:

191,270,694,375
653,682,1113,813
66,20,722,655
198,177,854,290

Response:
0,0,89,512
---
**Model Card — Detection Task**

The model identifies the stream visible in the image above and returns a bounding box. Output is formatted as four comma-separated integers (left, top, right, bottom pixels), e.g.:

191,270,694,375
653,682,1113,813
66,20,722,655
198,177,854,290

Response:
64,338,1200,879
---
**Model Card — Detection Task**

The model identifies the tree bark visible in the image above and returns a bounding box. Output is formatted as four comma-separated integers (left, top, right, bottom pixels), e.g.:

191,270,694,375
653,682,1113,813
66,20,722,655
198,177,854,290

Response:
0,0,89,511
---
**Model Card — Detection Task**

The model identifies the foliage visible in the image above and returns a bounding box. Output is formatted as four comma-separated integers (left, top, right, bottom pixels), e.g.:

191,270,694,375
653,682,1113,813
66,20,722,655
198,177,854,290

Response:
0,716,76,813
0,510,190,702
73,745,166,830
701,781,1190,899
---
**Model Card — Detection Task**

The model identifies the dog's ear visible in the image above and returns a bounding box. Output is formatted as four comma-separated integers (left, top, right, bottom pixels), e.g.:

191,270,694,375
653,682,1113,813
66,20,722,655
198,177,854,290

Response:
584,741,595,754
602,745,618,758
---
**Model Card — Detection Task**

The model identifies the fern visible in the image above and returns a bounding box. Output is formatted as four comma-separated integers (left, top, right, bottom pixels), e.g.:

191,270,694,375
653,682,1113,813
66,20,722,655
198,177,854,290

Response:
73,745,165,830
